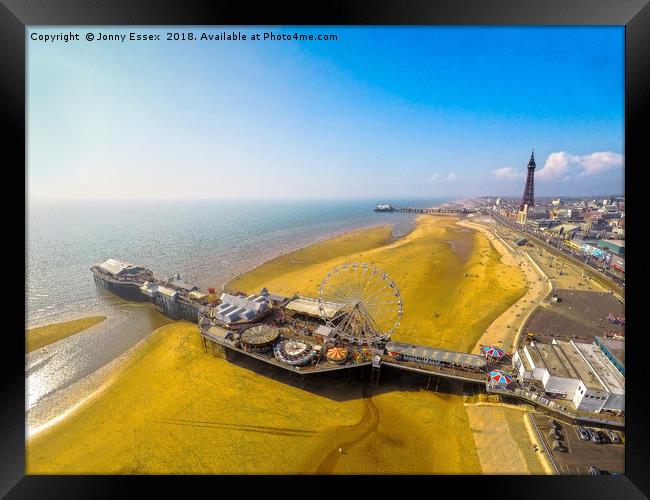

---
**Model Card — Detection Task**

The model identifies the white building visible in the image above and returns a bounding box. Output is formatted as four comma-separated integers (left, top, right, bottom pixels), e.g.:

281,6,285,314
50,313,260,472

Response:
512,339,624,413
213,292,270,324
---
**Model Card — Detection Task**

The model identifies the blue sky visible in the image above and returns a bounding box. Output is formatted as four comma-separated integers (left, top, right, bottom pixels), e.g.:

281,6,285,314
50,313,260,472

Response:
28,26,624,200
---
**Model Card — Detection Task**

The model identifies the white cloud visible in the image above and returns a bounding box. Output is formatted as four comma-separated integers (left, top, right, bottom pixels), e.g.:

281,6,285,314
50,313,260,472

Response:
491,166,524,181
537,151,624,181
424,172,461,183
578,151,625,176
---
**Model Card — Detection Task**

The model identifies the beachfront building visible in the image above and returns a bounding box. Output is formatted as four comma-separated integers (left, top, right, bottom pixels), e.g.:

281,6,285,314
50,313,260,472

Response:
511,339,624,413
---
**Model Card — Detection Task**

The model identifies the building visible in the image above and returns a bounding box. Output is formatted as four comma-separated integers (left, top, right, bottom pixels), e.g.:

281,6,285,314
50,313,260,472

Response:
594,336,625,376
213,292,271,324
547,223,581,239
517,204,528,225
91,258,154,301
385,342,487,372
512,339,624,414
283,296,342,320
598,239,625,256
526,219,556,232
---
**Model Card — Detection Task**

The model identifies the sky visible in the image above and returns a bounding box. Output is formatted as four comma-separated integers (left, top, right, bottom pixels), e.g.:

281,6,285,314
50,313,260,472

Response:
28,26,624,201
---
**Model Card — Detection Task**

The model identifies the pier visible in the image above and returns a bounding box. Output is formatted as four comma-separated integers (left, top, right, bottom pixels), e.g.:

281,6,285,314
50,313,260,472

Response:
92,257,623,428
373,204,476,214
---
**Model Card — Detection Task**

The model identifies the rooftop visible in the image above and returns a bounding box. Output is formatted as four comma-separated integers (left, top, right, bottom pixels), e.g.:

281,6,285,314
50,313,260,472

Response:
386,342,487,369
283,296,343,319
594,336,625,367
553,340,604,391
98,258,145,276
571,341,624,395
532,342,573,378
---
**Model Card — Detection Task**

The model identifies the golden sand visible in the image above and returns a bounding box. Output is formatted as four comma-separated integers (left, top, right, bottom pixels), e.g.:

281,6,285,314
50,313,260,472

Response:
26,316,106,353
27,216,528,474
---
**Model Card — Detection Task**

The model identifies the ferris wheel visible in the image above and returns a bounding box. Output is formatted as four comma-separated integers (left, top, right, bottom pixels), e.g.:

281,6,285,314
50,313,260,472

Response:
317,262,402,345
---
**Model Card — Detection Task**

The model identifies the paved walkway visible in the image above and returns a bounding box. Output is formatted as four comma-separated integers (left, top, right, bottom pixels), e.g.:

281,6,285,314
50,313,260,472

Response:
464,403,551,474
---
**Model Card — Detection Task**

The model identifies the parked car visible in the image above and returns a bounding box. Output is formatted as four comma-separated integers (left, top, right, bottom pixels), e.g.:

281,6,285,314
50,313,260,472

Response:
597,430,611,444
588,465,611,475
578,427,590,441
606,430,621,444
589,429,603,444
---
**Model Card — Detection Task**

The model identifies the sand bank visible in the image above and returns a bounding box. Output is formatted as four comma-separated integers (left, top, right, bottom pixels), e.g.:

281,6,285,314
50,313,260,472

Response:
26,316,106,353
28,216,527,474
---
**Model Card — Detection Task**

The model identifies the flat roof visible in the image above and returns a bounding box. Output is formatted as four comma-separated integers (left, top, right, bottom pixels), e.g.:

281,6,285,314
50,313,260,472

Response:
385,342,486,369
284,296,342,318
572,341,624,394
534,342,573,379
554,340,604,391
206,326,230,339
595,336,625,367
602,239,625,247
98,258,141,275
517,348,532,371
525,344,545,369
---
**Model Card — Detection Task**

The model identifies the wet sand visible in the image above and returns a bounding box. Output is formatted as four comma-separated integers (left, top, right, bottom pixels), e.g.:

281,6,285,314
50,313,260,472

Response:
27,215,527,474
26,316,106,353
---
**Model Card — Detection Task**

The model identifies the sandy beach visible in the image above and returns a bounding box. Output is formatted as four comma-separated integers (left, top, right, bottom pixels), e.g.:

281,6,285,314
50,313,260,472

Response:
27,214,536,474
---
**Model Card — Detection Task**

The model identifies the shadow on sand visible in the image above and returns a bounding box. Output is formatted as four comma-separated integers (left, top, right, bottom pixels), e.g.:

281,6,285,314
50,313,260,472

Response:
216,348,484,404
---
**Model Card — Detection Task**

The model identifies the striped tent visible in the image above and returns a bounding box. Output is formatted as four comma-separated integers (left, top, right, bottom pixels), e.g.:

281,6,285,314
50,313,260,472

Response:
481,346,505,361
488,370,513,385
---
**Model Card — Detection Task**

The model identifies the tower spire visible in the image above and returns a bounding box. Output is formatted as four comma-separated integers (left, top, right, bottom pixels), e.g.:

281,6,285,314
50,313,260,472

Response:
520,149,536,210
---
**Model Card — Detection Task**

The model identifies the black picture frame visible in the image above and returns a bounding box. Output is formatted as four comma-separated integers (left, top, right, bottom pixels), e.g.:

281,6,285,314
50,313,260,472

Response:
4,0,648,497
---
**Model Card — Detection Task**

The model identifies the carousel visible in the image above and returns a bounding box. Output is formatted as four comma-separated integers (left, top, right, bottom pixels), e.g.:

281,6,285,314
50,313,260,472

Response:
240,324,281,353
274,339,318,366
325,346,349,364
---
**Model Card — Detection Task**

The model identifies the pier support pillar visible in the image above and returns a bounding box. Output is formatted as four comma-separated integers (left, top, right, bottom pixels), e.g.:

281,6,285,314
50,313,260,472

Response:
370,366,380,385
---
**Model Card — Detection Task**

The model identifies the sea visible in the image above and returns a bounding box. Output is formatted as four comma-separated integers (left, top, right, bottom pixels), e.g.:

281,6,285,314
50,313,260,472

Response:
26,198,451,431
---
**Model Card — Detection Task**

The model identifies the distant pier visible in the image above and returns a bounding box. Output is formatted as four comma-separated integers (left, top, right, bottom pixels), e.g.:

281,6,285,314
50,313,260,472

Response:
374,204,476,215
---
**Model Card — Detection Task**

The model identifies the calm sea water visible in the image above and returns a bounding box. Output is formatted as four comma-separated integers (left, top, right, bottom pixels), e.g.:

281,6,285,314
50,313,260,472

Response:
27,198,450,327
